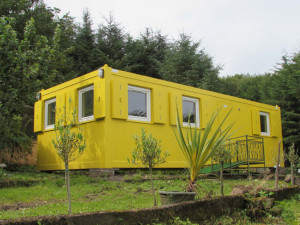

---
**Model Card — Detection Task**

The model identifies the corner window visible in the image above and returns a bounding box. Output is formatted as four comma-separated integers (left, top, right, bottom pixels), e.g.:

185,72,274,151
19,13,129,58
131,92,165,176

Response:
45,98,56,129
79,85,94,122
182,96,200,127
260,112,270,136
128,86,151,122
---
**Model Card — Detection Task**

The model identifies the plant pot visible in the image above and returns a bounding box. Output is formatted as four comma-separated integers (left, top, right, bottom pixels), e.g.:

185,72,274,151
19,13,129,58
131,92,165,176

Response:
159,191,196,206
254,197,274,210
263,197,274,209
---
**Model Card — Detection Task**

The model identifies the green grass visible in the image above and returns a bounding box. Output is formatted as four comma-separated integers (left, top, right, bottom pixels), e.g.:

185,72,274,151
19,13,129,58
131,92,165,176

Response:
0,171,292,220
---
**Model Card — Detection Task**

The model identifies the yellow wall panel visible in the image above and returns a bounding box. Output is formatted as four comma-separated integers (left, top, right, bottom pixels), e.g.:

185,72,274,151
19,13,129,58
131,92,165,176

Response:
153,89,167,124
169,92,182,125
94,79,105,119
111,80,128,119
34,101,43,132
55,92,65,124
270,111,281,137
66,89,77,124
252,109,260,135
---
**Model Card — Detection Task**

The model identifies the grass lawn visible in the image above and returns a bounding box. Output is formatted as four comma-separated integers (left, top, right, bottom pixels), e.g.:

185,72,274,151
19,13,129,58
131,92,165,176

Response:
0,169,296,223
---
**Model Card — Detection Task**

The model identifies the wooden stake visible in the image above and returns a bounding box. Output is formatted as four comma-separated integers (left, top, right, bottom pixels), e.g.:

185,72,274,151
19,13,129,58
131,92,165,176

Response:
275,140,281,190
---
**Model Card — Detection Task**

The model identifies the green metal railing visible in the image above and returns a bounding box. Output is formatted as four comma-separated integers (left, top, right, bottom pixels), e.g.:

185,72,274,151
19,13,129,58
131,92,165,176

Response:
202,135,265,175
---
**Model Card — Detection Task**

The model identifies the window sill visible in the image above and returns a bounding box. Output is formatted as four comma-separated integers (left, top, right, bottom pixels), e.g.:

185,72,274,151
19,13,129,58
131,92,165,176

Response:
79,116,95,124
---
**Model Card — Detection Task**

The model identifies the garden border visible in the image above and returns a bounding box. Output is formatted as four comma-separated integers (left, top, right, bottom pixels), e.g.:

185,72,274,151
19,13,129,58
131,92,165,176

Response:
1,187,299,225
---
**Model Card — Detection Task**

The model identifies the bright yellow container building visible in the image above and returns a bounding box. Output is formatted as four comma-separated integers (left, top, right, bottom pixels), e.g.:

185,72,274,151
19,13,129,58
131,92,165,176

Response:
34,65,283,171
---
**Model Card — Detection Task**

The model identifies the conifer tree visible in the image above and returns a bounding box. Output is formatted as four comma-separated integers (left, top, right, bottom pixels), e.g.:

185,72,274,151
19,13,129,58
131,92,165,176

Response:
73,9,98,76
121,28,167,78
160,33,220,89
96,14,126,68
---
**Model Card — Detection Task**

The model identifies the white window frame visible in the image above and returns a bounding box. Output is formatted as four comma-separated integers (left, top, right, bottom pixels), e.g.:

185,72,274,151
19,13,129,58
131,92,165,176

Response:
44,98,56,130
78,85,94,122
128,85,151,122
182,96,200,128
260,111,270,136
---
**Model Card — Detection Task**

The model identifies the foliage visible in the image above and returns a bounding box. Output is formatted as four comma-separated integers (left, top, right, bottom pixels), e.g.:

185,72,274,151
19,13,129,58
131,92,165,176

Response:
128,128,169,206
52,110,86,164
212,146,232,165
52,107,86,214
129,128,169,169
212,146,232,196
121,28,168,78
0,168,7,178
160,33,220,91
72,9,98,76
284,142,299,185
174,108,234,191
96,14,127,69
268,53,300,147
274,194,300,224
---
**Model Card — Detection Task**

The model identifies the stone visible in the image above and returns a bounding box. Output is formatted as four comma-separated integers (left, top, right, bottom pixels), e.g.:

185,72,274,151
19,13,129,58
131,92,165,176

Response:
231,185,252,195
0,163,7,168
89,168,116,178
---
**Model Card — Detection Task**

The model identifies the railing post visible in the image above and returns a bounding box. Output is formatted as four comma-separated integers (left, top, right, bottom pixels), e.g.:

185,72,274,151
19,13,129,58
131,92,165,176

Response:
262,137,266,170
246,135,250,178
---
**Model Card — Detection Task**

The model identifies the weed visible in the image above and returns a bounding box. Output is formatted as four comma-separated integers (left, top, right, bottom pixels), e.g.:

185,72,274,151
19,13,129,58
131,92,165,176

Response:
274,194,300,224
0,168,7,178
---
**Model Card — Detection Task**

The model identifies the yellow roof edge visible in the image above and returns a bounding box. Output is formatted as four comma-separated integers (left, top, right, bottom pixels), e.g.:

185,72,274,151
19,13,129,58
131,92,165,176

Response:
39,65,279,111
111,68,280,111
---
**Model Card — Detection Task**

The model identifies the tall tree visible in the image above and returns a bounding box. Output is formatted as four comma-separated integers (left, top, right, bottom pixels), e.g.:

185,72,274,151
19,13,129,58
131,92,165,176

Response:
96,14,126,68
160,33,220,90
73,9,98,76
121,28,168,78
268,53,300,147
0,0,60,40
0,17,74,157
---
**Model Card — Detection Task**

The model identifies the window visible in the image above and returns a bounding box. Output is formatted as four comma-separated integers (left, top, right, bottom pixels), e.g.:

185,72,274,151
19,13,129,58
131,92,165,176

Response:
260,112,270,136
79,85,94,122
45,98,56,129
128,86,151,122
182,96,200,127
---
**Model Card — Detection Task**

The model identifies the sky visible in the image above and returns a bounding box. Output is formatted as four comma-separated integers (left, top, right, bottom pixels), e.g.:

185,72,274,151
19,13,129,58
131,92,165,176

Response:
45,0,300,77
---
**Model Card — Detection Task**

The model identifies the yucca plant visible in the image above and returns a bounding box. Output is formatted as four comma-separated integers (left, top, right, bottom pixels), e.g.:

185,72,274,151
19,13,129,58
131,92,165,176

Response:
174,108,234,192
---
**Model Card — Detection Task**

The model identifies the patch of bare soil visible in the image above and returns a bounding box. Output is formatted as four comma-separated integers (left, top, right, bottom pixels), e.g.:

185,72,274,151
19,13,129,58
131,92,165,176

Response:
0,200,65,211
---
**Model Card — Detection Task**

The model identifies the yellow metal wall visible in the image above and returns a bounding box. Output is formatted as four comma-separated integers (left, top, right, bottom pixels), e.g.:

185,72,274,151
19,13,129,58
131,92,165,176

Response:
35,65,284,170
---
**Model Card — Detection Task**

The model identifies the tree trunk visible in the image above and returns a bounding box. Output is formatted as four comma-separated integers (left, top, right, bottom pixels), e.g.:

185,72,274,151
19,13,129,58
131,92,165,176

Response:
149,167,157,206
220,162,224,196
65,163,72,214
291,163,294,185
275,141,281,190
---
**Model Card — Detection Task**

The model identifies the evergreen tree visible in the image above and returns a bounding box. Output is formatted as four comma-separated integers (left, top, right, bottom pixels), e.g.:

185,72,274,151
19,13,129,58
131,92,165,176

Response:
160,33,220,89
219,74,264,102
268,53,300,147
96,14,126,68
73,9,98,76
121,28,167,78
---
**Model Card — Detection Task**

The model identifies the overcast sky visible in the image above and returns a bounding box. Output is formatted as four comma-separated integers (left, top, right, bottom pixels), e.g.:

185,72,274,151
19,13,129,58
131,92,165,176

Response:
45,0,300,77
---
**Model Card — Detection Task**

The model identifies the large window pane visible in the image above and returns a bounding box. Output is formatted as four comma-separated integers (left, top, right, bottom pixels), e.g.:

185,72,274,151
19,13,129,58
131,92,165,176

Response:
128,90,147,117
128,86,151,122
79,85,94,122
82,89,94,118
260,115,267,133
260,112,270,135
182,100,195,123
182,96,199,127
47,102,56,126
45,98,56,129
